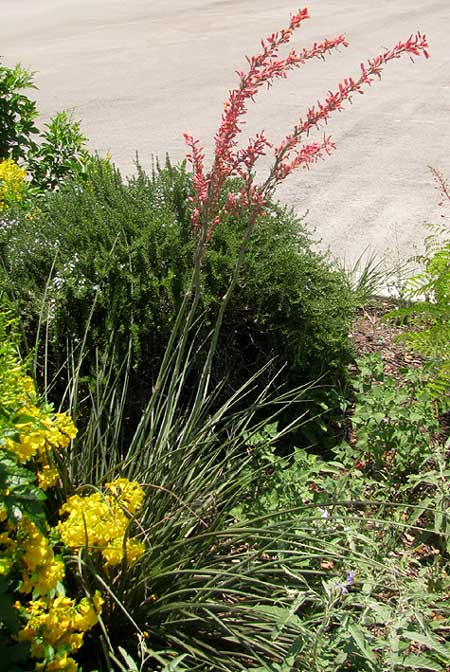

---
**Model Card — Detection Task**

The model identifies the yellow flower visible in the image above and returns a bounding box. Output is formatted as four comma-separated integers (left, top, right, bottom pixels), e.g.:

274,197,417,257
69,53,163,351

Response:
0,504,7,523
125,538,145,564
18,518,65,596
105,477,145,514
71,594,103,631
25,597,47,615
58,492,113,549
0,555,13,575
18,591,102,668
0,158,27,209
101,536,144,567
100,539,123,567
57,479,145,566
55,413,78,442
45,654,78,671
37,462,60,490
4,431,45,463
1,400,77,465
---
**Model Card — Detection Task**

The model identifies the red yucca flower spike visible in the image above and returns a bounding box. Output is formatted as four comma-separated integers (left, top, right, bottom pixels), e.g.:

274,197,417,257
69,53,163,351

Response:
184,8,429,238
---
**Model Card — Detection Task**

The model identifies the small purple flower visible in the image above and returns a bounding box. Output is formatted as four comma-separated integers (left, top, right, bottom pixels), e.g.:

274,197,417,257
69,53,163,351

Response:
346,570,356,586
339,570,356,594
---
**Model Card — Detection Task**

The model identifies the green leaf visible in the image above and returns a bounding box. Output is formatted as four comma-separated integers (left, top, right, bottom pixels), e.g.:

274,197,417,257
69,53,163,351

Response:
402,631,450,662
161,655,189,672
118,646,139,671
400,654,444,671
348,624,378,664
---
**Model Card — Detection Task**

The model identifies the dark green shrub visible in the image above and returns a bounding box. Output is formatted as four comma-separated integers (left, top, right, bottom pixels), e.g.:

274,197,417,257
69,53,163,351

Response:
209,198,356,390
1,158,192,383
0,157,356,437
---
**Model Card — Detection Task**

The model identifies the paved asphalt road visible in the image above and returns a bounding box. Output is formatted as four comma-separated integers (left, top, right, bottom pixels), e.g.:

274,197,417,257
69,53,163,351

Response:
3,0,450,268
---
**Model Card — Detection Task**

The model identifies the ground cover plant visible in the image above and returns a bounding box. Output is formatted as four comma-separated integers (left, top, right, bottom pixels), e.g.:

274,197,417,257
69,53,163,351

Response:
3,6,450,672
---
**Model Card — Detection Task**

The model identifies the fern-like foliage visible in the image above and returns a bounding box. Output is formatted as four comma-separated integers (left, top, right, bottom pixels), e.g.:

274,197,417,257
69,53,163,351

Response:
389,168,450,409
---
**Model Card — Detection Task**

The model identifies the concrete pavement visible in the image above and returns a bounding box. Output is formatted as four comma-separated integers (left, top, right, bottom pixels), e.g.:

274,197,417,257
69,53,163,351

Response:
2,0,450,267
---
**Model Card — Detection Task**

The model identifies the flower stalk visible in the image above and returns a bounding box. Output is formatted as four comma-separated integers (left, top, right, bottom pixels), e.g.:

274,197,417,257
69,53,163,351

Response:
185,10,429,241
180,8,429,405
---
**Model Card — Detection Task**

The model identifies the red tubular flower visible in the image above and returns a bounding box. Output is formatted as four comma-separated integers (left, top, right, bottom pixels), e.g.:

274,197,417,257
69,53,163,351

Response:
214,31,348,176
185,9,348,233
183,132,210,232
273,31,430,178
184,9,429,238
234,132,273,172
274,135,337,182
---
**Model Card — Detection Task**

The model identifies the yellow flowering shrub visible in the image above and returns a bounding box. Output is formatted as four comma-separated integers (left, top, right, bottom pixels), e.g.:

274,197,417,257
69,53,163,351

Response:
1,364,77,486
0,158,27,209
1,314,147,670
57,478,145,567
0,314,102,671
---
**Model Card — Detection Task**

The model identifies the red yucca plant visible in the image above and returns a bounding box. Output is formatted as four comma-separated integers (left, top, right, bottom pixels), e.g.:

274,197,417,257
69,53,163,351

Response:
177,8,429,403
184,7,429,242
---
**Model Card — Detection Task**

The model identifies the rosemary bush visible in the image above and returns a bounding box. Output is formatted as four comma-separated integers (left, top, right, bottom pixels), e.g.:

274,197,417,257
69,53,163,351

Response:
0,157,356,441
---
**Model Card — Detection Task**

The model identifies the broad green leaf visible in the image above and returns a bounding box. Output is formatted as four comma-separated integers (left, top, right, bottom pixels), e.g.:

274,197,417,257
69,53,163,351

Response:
400,653,444,671
402,631,450,661
348,624,378,664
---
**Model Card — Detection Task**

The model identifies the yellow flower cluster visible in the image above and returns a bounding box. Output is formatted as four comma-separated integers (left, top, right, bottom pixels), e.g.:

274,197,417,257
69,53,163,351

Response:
1,512,101,671
57,478,145,567
0,158,27,209
1,369,77,487
1,321,105,671
0,362,35,410
8,408,77,486
18,591,103,671
10,516,104,672
17,518,65,595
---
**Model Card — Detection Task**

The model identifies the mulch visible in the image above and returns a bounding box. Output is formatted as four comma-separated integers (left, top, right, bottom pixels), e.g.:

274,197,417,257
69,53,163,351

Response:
349,298,422,376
